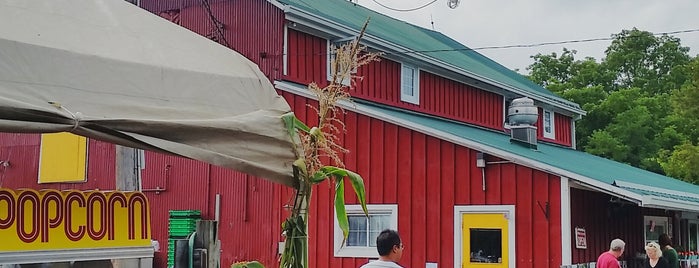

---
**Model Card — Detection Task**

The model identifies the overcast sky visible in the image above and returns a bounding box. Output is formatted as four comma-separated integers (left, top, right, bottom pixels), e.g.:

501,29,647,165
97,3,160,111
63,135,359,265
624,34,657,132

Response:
356,0,699,74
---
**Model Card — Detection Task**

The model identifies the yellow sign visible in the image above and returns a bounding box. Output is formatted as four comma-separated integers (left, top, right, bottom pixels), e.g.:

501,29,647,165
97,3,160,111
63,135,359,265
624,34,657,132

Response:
39,133,87,183
0,188,151,251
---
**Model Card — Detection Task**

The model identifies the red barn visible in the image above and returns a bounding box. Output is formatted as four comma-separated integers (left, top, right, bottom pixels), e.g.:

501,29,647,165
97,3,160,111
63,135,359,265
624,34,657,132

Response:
2,0,699,267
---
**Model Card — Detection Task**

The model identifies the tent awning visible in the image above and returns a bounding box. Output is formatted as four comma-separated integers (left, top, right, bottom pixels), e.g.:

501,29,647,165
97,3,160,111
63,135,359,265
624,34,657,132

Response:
0,0,298,187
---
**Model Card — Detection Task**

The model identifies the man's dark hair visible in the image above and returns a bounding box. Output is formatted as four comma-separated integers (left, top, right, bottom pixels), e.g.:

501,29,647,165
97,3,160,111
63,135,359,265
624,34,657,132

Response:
659,233,673,248
376,229,401,256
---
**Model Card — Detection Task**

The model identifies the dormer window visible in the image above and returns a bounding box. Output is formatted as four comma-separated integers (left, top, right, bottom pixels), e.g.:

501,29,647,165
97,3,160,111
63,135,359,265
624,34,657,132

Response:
543,109,555,139
327,41,351,86
400,63,419,104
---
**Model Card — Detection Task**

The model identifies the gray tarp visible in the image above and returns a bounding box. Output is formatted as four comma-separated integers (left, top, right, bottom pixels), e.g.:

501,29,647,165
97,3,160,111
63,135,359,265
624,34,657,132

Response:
0,0,298,187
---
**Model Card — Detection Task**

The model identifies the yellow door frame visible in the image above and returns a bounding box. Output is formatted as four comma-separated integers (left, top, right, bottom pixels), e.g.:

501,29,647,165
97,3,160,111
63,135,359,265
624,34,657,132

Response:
454,205,515,268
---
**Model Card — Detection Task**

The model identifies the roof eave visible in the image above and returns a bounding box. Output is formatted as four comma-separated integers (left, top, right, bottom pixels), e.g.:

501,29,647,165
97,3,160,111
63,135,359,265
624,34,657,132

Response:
281,5,586,116
642,196,699,213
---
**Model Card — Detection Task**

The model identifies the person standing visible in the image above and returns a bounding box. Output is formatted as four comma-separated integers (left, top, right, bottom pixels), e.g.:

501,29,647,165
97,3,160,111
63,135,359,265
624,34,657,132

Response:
359,229,405,268
659,233,679,268
645,242,670,268
597,238,626,268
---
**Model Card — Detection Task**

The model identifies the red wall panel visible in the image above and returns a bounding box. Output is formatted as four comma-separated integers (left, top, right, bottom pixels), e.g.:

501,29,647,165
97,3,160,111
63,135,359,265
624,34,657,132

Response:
536,108,574,146
285,29,328,87
281,92,564,268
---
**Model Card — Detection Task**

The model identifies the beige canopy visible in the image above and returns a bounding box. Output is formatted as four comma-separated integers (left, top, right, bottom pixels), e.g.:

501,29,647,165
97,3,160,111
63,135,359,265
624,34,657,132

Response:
0,0,298,187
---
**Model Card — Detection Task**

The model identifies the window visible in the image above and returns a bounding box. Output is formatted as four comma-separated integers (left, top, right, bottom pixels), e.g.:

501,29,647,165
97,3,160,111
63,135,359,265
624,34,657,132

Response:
470,228,503,263
327,41,352,86
38,132,88,183
543,109,555,139
689,221,699,252
644,216,670,245
334,204,398,258
400,63,419,104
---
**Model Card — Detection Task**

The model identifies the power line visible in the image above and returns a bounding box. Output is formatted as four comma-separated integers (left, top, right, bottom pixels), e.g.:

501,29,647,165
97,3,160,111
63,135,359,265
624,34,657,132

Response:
460,28,699,52
370,0,438,12
273,28,699,57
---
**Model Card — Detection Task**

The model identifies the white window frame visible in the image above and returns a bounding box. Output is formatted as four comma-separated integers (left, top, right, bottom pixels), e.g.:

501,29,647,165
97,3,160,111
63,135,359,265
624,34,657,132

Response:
644,215,670,245
400,63,420,104
327,41,351,86
333,204,398,258
282,25,288,76
543,109,555,139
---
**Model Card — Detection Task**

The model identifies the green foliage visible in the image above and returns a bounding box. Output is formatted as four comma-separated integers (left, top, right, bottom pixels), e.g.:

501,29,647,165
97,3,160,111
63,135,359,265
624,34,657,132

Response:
603,28,691,94
671,57,699,143
526,27,698,183
280,215,307,268
232,261,265,268
660,142,699,184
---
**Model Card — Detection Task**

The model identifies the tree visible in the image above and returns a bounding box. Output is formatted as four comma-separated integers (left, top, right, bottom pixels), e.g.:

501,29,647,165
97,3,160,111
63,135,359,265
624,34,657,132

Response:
526,28,695,181
603,28,691,94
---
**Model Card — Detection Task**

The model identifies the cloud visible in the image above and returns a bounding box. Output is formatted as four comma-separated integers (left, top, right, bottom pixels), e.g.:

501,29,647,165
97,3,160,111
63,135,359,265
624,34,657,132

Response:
359,0,699,73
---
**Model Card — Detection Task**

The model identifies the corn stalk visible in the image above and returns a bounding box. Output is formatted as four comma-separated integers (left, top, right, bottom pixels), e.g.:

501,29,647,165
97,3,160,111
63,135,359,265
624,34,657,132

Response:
279,18,382,268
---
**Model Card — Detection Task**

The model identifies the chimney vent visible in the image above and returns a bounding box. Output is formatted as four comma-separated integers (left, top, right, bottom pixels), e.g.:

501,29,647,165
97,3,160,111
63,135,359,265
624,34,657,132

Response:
507,97,538,149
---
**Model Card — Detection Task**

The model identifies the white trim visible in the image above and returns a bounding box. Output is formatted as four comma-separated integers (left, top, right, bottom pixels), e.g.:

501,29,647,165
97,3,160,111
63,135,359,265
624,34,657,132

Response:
279,6,586,116
400,63,419,104
453,205,516,268
333,204,398,258
571,119,577,150
561,176,572,265
615,180,699,201
326,39,332,81
267,0,286,10
275,81,647,205
543,109,555,139
642,195,699,213
0,246,154,265
283,24,288,76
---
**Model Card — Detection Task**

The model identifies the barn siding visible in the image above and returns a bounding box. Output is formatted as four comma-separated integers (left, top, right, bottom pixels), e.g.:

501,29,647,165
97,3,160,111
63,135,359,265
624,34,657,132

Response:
536,108,573,146
280,92,564,268
286,30,507,132
569,188,670,266
0,133,116,191
140,0,286,82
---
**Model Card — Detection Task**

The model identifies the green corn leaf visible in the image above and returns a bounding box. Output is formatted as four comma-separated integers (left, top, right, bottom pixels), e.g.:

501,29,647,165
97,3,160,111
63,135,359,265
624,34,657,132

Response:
320,166,368,216
231,261,265,268
310,170,329,183
343,169,368,216
334,180,349,245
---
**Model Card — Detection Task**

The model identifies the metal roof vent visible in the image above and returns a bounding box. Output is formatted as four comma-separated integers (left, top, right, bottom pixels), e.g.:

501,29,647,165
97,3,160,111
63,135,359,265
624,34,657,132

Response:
507,97,538,149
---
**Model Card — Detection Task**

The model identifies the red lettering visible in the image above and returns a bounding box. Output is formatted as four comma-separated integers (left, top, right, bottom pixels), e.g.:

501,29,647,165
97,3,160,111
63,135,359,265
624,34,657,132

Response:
0,189,14,229
40,191,63,242
64,192,85,241
107,193,126,240
128,193,149,240
17,191,40,243
87,192,107,240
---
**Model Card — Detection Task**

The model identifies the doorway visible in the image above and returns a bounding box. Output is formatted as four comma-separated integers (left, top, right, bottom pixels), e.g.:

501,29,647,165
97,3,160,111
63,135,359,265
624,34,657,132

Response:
454,205,515,268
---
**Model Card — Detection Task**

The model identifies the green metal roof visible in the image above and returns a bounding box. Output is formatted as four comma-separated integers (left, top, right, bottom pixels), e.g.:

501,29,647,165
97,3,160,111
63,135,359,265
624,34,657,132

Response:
358,100,699,197
276,0,582,112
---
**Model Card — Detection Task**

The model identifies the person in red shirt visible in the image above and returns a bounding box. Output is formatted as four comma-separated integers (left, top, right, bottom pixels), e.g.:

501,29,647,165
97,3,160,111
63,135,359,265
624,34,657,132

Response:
597,239,626,268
